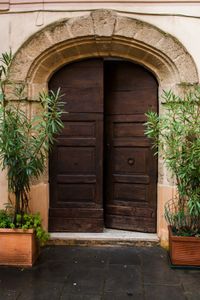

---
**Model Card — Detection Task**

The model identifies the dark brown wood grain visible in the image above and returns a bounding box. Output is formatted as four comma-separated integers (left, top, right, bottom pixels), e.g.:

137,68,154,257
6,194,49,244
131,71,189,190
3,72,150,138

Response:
104,60,158,233
49,59,104,232
48,58,158,233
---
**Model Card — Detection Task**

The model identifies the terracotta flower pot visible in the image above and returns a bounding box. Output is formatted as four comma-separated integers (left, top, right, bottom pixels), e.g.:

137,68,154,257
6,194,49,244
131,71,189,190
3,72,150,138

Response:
0,228,39,267
169,226,200,266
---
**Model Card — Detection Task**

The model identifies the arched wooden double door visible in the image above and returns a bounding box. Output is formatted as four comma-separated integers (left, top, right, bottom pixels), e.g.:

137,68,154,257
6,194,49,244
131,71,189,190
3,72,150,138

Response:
48,58,158,233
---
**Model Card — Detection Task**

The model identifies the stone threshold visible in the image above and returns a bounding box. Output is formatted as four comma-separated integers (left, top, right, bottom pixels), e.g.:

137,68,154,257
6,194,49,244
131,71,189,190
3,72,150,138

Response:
48,228,159,247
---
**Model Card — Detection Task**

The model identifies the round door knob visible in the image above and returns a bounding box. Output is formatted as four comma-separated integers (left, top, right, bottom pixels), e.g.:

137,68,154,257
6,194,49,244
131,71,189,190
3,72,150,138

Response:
128,158,135,166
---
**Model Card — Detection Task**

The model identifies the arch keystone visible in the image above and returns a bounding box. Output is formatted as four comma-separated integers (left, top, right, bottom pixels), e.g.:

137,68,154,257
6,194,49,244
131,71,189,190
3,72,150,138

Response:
91,10,117,37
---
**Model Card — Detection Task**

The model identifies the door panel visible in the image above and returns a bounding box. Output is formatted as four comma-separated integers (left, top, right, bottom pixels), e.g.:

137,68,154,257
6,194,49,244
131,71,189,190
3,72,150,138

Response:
104,61,158,233
49,59,104,232
113,148,147,173
51,60,103,113
106,90,157,114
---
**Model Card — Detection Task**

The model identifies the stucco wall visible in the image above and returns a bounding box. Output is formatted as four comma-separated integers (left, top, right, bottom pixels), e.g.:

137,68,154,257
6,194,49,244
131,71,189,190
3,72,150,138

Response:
0,4,199,246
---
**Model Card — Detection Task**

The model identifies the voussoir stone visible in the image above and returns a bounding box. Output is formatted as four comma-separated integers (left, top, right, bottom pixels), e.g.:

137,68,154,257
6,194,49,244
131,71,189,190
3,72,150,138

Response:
9,49,32,81
114,17,143,38
34,49,64,73
175,54,198,83
134,25,164,47
25,30,53,59
10,31,53,81
156,35,185,60
46,19,72,44
67,14,94,38
91,10,117,37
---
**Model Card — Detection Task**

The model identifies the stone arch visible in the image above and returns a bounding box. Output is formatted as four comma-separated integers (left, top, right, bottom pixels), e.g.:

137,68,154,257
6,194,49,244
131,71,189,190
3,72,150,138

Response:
9,9,198,101
7,10,199,245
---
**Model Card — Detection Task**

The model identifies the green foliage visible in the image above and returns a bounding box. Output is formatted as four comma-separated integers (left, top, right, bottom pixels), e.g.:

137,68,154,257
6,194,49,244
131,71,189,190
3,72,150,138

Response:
0,50,63,243
145,88,200,235
0,209,14,228
16,213,49,245
165,198,200,237
0,210,49,245
0,49,12,83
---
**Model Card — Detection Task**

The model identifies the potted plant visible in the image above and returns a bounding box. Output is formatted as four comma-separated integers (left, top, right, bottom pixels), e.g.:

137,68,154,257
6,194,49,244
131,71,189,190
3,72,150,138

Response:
145,87,200,266
0,50,63,266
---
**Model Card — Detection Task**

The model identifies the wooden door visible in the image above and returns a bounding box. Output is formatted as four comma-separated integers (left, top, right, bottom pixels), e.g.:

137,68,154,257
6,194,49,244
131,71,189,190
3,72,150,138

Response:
104,60,158,232
48,59,104,232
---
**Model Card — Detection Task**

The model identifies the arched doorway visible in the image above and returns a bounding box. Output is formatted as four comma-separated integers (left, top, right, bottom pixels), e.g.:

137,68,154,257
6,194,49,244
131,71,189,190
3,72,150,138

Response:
8,10,198,245
48,58,158,233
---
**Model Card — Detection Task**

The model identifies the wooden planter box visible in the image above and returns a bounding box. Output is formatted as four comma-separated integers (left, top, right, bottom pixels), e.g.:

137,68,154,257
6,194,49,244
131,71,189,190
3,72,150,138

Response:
0,228,39,267
169,226,200,266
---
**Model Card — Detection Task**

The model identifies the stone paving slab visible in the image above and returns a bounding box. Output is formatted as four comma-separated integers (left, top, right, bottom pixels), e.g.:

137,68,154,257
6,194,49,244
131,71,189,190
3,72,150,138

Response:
0,246,200,300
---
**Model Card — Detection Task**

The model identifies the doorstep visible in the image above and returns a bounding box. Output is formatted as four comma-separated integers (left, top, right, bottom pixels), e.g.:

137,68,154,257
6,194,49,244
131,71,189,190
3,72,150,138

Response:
48,228,159,247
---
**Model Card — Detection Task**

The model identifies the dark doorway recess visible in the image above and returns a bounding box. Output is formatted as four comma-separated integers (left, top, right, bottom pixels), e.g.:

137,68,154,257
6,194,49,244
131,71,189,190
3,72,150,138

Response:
48,58,158,233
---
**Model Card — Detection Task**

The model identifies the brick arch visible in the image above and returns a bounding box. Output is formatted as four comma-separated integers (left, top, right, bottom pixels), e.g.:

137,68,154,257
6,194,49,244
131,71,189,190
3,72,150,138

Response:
9,10,198,101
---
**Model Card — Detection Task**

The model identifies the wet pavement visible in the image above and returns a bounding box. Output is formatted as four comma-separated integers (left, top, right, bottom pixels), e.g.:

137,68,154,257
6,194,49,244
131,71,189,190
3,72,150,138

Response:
0,245,200,300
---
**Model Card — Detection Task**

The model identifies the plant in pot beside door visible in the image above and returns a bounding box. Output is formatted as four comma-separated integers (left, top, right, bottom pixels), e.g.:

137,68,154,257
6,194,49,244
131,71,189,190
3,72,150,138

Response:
0,51,63,266
145,88,200,266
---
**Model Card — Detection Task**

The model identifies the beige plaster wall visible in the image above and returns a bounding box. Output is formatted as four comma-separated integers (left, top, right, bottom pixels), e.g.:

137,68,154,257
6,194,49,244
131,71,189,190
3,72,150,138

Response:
157,185,177,248
29,183,49,231
0,170,8,210
0,5,199,245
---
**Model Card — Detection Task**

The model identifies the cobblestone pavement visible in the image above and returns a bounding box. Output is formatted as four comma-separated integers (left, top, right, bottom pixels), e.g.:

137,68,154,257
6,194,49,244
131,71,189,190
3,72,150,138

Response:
0,246,200,300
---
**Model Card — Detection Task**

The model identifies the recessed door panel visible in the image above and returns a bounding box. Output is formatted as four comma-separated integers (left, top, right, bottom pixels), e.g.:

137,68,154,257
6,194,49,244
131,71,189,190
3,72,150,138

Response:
57,183,96,203
61,121,96,138
114,183,147,202
113,147,147,173
56,147,96,174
